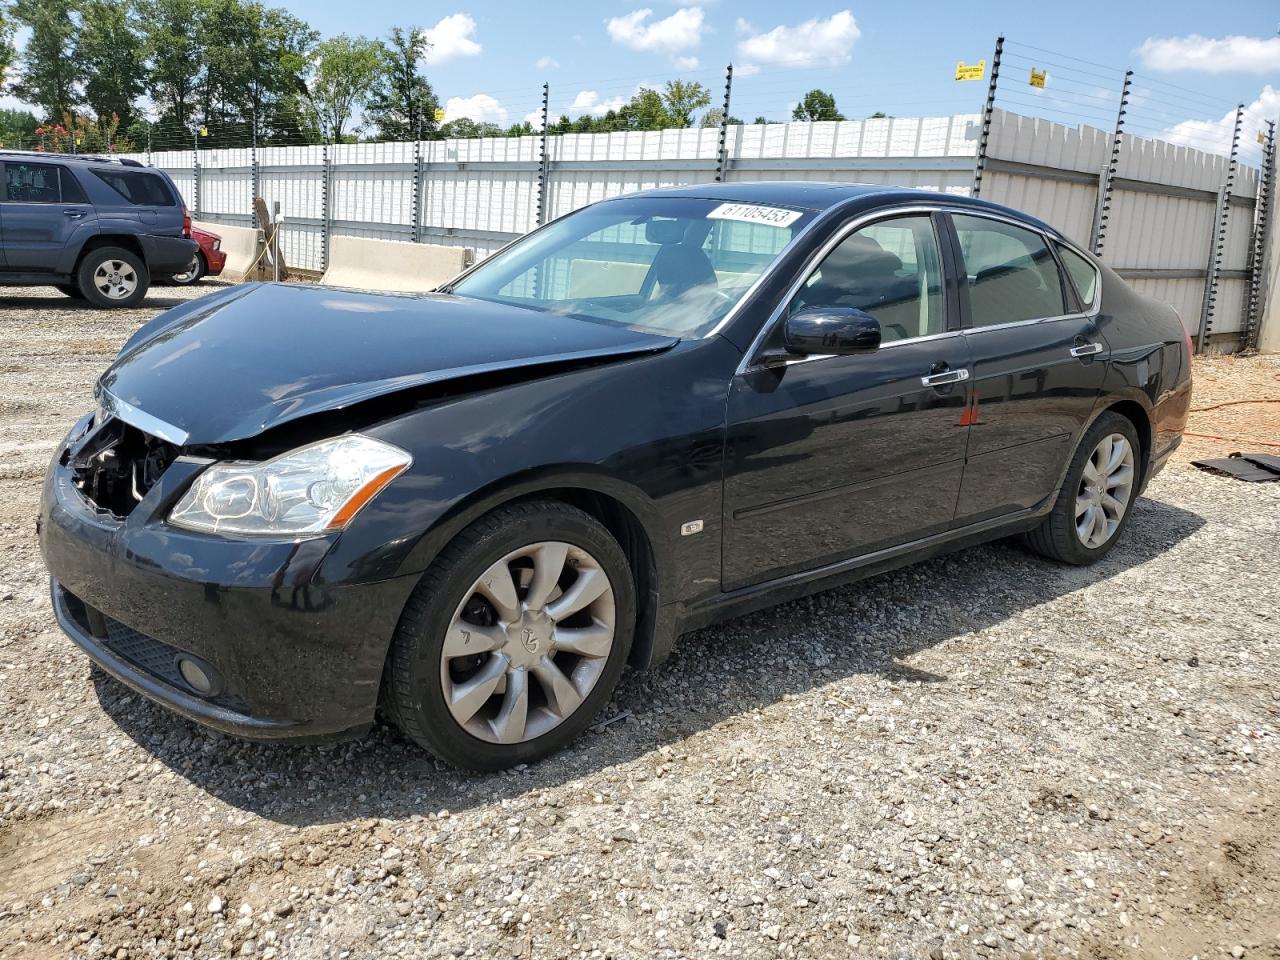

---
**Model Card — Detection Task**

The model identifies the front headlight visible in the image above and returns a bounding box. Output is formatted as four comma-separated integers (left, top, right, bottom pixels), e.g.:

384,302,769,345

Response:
169,434,412,536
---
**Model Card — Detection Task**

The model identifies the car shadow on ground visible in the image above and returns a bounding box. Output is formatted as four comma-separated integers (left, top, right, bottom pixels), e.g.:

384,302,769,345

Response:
0,292,195,311
91,493,1205,826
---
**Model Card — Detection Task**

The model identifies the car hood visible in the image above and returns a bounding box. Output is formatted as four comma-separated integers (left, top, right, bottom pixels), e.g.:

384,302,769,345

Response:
98,283,677,445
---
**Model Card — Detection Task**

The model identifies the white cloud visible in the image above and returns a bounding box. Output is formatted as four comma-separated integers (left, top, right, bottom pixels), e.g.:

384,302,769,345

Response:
1162,85,1278,161
606,7,705,57
535,56,560,70
443,94,508,125
1139,34,1280,75
423,13,483,63
736,11,860,71
523,110,545,131
567,90,630,116
673,55,700,71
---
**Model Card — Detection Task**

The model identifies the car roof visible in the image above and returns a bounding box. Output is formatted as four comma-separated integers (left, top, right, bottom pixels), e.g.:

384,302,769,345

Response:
0,149,149,169
625,180,1059,236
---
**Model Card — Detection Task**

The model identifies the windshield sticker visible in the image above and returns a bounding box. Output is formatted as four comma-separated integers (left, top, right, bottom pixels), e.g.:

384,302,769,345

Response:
706,203,802,228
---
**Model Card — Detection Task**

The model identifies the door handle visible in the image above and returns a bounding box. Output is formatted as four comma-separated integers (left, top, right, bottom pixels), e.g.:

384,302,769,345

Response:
63,209,85,219
1070,342,1104,358
920,368,970,387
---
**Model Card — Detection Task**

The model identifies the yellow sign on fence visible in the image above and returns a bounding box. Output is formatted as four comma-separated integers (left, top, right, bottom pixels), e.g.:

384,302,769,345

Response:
955,60,986,81
1029,68,1047,89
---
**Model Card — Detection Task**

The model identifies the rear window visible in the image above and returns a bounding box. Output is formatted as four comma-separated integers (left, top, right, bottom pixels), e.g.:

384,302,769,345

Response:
90,169,176,206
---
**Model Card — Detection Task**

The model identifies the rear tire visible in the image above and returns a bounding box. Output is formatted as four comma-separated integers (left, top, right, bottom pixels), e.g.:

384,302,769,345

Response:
77,246,149,308
385,500,635,770
1023,411,1142,565
167,252,206,286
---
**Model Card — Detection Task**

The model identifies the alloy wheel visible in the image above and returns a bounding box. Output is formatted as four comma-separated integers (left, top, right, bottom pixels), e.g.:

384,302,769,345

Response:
93,260,139,301
440,541,616,744
171,256,200,284
1075,433,1135,548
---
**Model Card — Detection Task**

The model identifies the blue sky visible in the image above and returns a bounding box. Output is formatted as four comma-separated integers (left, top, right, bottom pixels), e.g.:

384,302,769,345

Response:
7,1,1280,156
297,0,1279,156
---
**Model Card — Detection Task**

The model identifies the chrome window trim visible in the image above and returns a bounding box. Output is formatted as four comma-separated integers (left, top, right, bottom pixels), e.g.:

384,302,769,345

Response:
95,384,190,446
736,203,957,375
736,202,1105,375
1047,235,1104,315
946,208,1102,326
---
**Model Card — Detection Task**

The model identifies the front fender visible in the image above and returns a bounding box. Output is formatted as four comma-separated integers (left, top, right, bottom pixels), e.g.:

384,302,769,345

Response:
315,336,740,610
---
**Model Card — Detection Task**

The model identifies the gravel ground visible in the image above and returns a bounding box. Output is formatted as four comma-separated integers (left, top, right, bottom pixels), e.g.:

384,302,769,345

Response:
1,284,1278,960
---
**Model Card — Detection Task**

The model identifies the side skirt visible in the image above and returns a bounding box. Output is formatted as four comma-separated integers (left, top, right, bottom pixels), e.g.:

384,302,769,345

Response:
641,500,1053,667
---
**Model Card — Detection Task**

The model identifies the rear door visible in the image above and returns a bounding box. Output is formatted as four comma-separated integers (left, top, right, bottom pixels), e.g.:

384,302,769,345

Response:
0,160,94,271
721,211,972,590
947,212,1107,524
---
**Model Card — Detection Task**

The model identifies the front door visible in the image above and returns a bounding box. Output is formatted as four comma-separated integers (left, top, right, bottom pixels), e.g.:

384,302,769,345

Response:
0,160,92,271
722,212,972,591
947,213,1108,523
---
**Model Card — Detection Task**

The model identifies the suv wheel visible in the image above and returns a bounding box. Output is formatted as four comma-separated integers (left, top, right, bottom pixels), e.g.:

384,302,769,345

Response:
77,247,149,308
385,500,635,770
168,252,206,286
1023,411,1142,565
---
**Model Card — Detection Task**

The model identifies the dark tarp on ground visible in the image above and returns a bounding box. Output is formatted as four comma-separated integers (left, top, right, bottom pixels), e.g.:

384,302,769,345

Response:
1191,452,1280,482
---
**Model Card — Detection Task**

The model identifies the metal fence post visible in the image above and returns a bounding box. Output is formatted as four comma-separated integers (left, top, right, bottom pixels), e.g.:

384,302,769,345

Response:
536,82,551,226
1243,120,1276,350
250,137,260,230
412,136,424,243
972,34,1003,198
715,64,734,183
320,143,331,273
192,134,201,219
1197,104,1244,353
1091,68,1132,257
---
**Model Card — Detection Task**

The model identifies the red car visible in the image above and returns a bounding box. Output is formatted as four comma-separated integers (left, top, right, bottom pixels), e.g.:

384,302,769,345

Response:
169,223,226,286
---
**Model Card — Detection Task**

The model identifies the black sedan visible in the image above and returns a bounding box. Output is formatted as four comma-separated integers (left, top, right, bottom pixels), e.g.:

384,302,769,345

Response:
40,182,1192,769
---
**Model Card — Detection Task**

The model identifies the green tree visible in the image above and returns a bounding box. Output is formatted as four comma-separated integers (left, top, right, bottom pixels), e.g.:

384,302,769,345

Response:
75,0,147,129
792,89,845,122
700,108,742,128
366,26,440,141
9,0,80,121
752,115,769,125
660,79,710,127
0,107,39,148
304,35,382,142
618,88,672,131
438,117,503,139
0,4,15,86
138,0,203,131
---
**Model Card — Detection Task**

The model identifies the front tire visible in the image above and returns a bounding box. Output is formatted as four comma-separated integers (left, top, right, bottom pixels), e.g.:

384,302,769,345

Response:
77,246,149,308
1024,411,1142,565
385,500,635,770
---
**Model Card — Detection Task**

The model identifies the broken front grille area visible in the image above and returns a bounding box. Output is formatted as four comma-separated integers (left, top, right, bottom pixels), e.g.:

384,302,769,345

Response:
63,416,180,519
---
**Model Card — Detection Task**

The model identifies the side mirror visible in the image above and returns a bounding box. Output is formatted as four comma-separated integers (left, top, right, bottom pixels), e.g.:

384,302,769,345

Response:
783,306,881,356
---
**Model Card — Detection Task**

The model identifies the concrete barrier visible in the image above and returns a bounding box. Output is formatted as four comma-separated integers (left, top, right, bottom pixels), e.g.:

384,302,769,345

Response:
320,236,471,293
193,220,260,281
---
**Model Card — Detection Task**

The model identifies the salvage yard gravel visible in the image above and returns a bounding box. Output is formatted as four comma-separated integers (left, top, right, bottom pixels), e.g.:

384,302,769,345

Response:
1,285,1278,959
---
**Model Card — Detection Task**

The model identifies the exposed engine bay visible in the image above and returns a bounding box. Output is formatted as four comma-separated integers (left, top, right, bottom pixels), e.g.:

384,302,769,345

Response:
63,417,179,518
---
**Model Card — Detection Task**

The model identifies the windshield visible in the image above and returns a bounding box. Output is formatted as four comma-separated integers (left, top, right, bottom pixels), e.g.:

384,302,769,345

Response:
450,196,815,338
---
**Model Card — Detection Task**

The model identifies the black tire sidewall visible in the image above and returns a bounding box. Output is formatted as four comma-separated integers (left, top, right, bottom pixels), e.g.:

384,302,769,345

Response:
389,502,635,770
77,246,150,308
168,253,206,286
1050,412,1142,564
